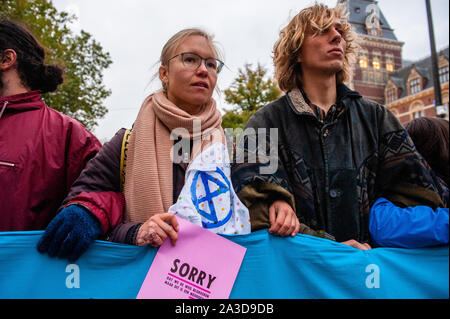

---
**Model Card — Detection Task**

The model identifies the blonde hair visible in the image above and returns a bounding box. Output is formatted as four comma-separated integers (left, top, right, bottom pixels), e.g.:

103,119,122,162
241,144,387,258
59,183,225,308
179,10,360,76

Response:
273,3,358,92
159,28,223,91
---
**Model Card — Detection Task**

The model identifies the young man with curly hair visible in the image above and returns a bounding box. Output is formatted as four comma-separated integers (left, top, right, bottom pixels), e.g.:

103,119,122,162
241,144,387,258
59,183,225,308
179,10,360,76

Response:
232,3,447,249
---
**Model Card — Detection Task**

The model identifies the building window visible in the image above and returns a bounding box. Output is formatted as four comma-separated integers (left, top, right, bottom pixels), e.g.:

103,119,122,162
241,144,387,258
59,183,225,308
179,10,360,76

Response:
439,65,449,83
375,71,384,84
386,88,397,103
359,52,368,68
413,110,424,119
410,78,421,94
372,52,381,70
368,71,374,83
362,70,368,82
361,70,367,82
410,101,425,120
386,55,394,72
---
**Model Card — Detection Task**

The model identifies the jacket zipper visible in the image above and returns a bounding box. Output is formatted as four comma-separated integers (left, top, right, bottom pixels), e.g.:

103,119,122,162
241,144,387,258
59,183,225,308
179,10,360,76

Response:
0,161,15,167
0,101,8,120
1,102,14,168
319,123,330,233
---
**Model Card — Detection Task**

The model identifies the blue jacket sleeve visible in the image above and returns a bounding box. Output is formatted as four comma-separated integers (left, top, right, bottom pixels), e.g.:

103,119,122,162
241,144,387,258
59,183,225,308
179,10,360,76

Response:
369,197,449,248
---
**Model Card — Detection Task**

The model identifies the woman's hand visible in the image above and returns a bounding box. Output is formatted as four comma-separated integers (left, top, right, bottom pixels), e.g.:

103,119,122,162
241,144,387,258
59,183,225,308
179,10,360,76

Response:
269,200,300,237
136,213,179,247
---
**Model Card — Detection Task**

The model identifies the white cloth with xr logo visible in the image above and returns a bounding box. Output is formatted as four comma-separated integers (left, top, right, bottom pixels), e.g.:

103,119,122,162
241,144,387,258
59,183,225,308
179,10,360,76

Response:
169,143,251,235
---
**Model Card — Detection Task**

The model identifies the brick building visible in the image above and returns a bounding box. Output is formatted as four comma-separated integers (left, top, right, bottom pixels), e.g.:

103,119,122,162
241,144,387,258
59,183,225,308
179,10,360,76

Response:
338,0,449,124
385,47,449,124
339,0,404,104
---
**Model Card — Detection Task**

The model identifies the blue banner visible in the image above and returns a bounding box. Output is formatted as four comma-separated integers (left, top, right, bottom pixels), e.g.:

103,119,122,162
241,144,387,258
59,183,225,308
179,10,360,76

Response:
0,230,448,299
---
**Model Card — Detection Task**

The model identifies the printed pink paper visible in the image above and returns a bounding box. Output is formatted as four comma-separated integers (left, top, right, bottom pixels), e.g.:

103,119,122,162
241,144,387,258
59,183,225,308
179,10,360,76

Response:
137,217,246,299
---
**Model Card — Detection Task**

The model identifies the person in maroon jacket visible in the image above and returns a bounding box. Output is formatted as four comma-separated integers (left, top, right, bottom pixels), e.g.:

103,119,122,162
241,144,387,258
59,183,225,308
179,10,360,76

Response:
0,20,101,235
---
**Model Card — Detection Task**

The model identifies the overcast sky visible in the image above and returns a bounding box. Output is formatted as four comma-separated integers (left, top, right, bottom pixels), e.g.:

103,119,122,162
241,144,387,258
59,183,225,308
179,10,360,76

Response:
52,0,449,142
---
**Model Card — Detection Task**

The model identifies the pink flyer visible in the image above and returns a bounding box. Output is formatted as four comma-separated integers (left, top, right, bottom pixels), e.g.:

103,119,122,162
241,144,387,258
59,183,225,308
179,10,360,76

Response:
136,217,247,299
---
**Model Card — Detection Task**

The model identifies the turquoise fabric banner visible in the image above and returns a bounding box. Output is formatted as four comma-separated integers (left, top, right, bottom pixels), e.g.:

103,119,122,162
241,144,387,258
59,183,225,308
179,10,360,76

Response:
0,230,448,299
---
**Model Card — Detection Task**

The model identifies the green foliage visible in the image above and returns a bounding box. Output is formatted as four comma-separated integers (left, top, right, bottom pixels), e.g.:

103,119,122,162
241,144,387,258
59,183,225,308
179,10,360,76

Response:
0,0,112,130
222,63,280,130
221,110,247,130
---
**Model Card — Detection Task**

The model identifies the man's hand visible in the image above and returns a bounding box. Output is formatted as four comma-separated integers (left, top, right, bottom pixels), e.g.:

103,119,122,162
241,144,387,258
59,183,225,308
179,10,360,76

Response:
269,200,300,237
341,239,372,250
136,213,179,247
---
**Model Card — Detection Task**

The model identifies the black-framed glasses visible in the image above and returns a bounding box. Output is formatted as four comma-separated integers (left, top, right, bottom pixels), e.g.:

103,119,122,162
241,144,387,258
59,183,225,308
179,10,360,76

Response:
167,52,224,74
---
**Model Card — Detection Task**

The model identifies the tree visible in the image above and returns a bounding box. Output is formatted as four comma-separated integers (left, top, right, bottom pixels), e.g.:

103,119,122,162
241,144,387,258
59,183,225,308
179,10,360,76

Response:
0,0,112,130
222,63,281,130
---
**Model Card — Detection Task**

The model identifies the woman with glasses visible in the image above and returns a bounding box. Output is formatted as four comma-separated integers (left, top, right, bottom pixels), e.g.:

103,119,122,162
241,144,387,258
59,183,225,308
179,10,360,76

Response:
37,28,250,262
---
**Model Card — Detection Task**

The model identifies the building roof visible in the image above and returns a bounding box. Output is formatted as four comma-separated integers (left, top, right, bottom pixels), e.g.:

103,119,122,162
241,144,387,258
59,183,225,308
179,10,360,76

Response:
389,47,449,98
338,0,399,41
390,77,405,91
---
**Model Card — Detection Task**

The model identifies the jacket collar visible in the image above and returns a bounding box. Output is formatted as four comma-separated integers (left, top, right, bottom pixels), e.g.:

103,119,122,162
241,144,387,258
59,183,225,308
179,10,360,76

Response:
0,90,43,112
336,83,361,102
287,87,313,115
287,83,361,115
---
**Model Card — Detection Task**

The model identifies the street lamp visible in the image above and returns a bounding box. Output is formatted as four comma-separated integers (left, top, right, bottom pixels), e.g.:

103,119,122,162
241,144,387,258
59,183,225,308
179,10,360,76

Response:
425,0,446,118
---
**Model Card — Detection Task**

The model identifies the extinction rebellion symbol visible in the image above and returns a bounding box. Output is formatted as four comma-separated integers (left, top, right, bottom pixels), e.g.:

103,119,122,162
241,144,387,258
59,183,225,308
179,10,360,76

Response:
190,167,232,229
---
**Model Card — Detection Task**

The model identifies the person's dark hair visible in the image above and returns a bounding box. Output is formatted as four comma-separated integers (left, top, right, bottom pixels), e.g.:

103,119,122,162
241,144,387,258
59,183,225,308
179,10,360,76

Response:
405,117,449,183
0,19,64,93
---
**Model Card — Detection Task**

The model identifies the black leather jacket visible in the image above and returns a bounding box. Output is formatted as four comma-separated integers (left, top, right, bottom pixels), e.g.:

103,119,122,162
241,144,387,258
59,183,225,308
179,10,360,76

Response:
232,84,446,243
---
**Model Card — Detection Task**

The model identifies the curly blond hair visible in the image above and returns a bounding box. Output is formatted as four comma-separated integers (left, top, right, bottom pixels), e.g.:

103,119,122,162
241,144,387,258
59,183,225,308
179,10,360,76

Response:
273,3,358,92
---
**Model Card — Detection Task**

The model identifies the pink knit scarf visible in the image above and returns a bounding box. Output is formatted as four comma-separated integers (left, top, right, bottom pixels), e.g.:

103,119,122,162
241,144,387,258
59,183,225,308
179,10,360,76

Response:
124,90,224,222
